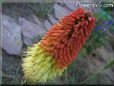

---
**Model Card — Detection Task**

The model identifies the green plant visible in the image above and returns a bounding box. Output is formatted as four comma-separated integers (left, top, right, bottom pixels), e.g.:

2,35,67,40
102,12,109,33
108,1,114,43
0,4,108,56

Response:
28,3,54,20
79,59,114,84
67,8,114,84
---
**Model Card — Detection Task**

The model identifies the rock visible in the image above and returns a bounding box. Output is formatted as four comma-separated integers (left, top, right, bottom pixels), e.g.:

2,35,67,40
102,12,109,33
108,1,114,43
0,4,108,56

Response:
54,4,70,19
44,20,52,30
63,0,77,10
2,15,22,55
65,3,76,11
59,0,96,12
19,17,46,46
54,0,79,11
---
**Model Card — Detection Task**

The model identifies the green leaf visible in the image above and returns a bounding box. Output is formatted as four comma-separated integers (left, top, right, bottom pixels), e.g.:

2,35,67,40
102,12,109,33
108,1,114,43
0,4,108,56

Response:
103,60,114,70
79,58,114,84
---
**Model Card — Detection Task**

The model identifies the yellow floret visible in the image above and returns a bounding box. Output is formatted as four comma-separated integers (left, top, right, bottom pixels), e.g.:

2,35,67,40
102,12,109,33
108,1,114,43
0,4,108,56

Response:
22,43,66,84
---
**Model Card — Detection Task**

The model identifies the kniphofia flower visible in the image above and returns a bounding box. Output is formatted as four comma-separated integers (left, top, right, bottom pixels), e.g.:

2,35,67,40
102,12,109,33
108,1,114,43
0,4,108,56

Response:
22,8,95,84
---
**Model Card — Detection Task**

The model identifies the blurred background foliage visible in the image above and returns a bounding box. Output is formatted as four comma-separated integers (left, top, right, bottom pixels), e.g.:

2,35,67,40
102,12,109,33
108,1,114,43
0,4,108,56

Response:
67,7,114,84
27,3,54,20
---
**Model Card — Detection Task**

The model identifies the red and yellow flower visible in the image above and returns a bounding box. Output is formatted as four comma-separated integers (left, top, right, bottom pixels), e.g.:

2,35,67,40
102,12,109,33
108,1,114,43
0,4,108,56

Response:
22,8,95,84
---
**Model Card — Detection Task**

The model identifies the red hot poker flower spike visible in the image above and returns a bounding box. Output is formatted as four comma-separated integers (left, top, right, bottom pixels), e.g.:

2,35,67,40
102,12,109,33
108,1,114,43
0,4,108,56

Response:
22,8,95,84
40,8,95,69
